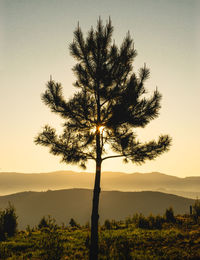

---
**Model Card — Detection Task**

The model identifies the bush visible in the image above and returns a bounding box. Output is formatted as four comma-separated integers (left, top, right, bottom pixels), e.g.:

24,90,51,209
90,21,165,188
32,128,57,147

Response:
39,228,64,260
0,203,18,241
38,215,57,230
129,213,148,229
131,213,164,230
69,218,79,228
165,207,176,223
147,214,164,230
154,215,164,229
192,199,200,223
104,219,112,230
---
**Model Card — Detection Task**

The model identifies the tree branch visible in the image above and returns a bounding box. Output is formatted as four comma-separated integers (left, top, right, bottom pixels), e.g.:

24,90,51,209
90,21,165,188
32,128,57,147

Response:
102,154,125,161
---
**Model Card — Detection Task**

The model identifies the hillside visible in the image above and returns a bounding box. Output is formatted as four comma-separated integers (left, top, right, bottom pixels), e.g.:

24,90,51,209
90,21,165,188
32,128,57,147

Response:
0,171,200,198
0,189,194,229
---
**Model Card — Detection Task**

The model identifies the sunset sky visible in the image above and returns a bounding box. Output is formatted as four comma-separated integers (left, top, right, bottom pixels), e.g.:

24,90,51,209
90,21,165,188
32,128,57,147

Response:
0,0,199,177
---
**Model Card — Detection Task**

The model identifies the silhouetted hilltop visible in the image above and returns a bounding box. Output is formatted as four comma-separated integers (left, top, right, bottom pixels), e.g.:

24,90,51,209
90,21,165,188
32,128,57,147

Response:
0,189,194,229
0,171,200,198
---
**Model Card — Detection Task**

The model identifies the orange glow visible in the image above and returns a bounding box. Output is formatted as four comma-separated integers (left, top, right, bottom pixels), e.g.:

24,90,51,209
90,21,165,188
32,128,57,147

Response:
98,126,104,134
90,125,105,134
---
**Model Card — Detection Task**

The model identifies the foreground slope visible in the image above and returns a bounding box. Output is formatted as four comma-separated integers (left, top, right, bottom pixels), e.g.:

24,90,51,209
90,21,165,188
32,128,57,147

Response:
0,189,194,229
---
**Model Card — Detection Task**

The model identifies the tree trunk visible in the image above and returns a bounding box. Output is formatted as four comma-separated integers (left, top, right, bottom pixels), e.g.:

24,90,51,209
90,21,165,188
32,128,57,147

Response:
90,131,101,260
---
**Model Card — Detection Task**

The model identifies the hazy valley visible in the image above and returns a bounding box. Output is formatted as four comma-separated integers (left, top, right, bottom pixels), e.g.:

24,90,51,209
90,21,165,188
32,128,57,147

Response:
0,171,200,198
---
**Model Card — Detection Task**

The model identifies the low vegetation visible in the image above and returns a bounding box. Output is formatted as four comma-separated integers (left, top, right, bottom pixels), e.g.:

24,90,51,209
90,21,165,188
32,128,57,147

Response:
0,202,199,259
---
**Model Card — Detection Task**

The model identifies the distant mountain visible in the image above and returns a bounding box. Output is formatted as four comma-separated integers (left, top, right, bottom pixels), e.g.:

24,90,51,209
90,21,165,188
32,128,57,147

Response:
0,189,194,229
0,171,200,198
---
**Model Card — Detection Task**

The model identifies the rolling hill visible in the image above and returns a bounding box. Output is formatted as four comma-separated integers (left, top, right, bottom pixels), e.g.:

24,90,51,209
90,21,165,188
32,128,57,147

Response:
0,171,200,198
0,189,194,229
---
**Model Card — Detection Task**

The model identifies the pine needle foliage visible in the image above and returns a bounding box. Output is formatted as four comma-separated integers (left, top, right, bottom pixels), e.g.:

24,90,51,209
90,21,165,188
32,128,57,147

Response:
35,18,171,168
35,18,172,259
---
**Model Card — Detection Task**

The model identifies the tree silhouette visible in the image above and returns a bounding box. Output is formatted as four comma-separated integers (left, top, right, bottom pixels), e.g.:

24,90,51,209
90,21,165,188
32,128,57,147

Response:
0,203,18,241
35,18,171,259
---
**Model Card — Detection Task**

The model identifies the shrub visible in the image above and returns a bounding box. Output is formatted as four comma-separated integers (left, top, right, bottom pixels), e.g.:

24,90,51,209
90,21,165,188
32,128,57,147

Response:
165,207,176,223
137,214,149,229
0,203,18,241
104,219,112,230
131,213,164,230
147,214,164,229
192,199,200,223
154,215,164,229
38,215,57,230
39,228,64,260
69,218,80,228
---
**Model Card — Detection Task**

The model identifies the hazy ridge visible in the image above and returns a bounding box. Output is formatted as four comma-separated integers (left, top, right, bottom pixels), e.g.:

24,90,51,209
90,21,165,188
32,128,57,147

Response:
0,171,200,198
0,189,194,229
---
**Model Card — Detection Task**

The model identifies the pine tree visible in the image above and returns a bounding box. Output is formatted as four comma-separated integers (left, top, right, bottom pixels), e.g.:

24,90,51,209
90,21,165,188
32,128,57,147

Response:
35,18,172,259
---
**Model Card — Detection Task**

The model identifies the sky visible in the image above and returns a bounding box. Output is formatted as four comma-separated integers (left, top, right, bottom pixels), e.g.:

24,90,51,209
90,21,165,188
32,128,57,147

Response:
0,0,199,177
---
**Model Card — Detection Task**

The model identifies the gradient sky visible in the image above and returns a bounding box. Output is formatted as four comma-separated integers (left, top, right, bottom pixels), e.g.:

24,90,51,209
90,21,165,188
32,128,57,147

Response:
0,0,199,177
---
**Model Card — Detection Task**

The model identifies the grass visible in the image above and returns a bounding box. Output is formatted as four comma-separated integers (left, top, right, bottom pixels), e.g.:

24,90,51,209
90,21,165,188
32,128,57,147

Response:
0,214,200,259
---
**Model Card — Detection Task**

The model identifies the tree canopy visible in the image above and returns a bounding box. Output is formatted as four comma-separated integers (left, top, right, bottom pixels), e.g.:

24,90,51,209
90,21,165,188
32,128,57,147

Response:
35,18,171,169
